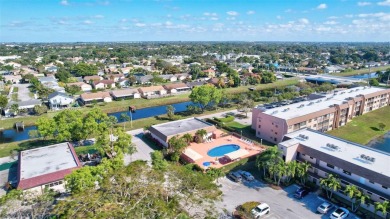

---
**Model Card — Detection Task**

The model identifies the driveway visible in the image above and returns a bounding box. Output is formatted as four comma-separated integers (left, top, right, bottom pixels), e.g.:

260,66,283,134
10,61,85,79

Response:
13,84,33,101
124,129,155,165
216,177,358,219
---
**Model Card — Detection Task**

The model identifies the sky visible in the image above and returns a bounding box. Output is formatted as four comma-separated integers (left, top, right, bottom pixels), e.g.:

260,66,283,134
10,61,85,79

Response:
0,0,390,42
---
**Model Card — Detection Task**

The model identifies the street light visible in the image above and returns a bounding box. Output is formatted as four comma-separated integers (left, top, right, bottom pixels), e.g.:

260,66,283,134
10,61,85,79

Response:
260,138,263,146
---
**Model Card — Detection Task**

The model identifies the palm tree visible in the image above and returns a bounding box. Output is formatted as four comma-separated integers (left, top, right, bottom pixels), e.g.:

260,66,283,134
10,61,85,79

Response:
296,161,311,185
275,162,287,186
375,200,389,218
181,133,193,145
195,129,207,143
344,185,362,212
10,103,19,116
320,174,341,199
256,146,282,178
120,113,130,130
285,161,298,183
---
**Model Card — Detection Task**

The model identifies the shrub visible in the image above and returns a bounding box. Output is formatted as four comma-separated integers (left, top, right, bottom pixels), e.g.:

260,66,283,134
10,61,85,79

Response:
220,115,235,123
236,201,260,218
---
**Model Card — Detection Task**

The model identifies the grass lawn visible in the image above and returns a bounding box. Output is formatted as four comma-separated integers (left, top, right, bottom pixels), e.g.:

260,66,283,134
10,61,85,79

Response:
332,66,389,77
74,145,98,155
327,106,390,145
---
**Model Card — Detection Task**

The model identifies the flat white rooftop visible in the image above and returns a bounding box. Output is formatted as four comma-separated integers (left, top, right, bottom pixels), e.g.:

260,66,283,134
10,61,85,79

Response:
150,117,214,137
258,86,387,120
20,142,79,180
282,129,390,178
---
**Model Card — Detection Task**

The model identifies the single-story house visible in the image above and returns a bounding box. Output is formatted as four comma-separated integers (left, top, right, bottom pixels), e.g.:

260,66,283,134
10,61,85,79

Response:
84,75,102,83
4,99,42,116
46,66,58,73
41,81,65,92
134,73,153,84
117,79,129,88
38,75,57,84
138,86,167,98
48,91,74,109
17,142,82,194
176,73,191,81
3,75,22,84
93,80,115,89
66,82,92,92
80,91,112,105
110,88,141,100
203,68,216,78
160,74,177,82
149,117,216,147
186,81,206,89
106,74,125,82
163,83,191,94
325,65,345,74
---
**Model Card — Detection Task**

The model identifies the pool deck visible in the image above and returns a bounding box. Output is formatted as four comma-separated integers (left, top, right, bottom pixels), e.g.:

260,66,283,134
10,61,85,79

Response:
185,134,266,169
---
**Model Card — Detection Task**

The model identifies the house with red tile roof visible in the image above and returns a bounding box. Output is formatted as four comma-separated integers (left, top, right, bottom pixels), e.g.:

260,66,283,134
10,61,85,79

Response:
80,91,112,105
17,142,82,193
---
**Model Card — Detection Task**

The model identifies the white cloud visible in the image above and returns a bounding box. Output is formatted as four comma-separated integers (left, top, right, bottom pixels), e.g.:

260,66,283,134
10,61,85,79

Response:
328,16,339,19
247,10,255,15
345,14,354,18
165,21,173,26
135,23,146,27
120,19,128,23
204,12,218,17
324,21,338,25
317,3,327,9
276,15,282,20
226,17,236,21
210,17,219,21
285,9,292,13
299,18,309,24
98,0,110,6
93,15,104,19
357,2,371,6
227,11,239,16
378,0,390,6
83,20,93,24
60,0,69,6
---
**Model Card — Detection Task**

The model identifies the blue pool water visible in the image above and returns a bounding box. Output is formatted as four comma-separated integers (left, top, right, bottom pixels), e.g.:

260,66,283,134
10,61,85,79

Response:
207,144,240,157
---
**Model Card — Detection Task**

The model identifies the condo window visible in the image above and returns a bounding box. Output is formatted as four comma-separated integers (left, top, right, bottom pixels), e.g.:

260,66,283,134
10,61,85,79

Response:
380,197,385,201
288,125,292,129
309,119,312,123
367,191,372,195
382,186,388,189
369,180,375,184
326,163,334,169
258,125,261,128
341,180,350,185
343,170,351,176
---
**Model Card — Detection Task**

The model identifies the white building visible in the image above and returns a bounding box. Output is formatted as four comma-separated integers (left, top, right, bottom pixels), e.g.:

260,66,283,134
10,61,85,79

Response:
278,128,389,214
17,142,82,194
48,91,74,109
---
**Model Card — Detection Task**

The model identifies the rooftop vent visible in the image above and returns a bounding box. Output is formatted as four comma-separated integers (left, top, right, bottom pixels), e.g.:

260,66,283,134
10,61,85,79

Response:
298,104,305,108
308,102,314,106
298,134,309,140
326,143,340,151
271,110,278,115
316,99,322,103
283,108,290,112
360,154,375,163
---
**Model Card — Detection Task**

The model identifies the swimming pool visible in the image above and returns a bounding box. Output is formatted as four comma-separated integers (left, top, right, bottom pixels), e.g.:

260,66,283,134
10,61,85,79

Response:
207,144,240,157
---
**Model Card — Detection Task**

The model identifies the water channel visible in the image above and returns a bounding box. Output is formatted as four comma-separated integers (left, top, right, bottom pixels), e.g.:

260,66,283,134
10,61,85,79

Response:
346,72,378,79
0,101,194,144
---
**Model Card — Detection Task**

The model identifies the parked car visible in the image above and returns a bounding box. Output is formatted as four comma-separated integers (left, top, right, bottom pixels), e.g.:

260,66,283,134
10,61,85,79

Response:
317,202,334,214
227,171,242,182
294,187,309,199
240,171,255,181
251,203,270,218
330,207,349,219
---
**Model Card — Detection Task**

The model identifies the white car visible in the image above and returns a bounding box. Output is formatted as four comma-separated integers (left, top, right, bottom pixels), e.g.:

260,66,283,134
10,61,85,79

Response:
251,203,270,218
330,207,349,219
240,171,255,181
317,202,334,214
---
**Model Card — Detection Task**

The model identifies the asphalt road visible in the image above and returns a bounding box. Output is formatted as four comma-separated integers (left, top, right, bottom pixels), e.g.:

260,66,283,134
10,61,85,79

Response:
216,177,359,219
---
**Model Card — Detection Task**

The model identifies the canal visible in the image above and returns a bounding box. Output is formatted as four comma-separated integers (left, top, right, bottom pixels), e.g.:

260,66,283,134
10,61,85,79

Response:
346,72,378,79
0,101,194,144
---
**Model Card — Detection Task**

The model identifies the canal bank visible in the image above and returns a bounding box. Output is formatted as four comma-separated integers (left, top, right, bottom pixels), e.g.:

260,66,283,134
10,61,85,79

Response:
0,101,194,144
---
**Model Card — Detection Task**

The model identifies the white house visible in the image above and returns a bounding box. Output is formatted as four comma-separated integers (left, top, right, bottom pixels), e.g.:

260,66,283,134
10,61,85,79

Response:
138,86,167,98
48,92,74,109
66,82,92,92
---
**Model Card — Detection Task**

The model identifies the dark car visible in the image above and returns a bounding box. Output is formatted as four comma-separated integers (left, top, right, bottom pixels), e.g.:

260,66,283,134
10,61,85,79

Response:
294,187,309,199
227,171,242,182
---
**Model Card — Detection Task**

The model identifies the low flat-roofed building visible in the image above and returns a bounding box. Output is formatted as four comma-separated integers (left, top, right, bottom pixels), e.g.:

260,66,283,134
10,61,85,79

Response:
149,117,216,147
110,88,141,100
80,91,112,105
17,142,82,193
252,86,390,143
278,128,390,212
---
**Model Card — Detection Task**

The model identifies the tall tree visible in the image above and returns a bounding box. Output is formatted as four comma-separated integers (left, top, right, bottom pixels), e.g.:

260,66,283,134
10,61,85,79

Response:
320,174,341,199
120,113,131,129
36,117,56,140
0,95,8,118
166,105,175,120
189,84,222,112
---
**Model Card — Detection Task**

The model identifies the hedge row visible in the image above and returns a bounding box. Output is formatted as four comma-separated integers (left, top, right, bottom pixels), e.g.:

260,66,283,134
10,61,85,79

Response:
214,115,235,123
205,118,236,132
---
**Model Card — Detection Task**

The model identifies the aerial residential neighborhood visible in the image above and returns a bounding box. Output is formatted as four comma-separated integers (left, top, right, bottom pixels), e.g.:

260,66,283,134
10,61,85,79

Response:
0,0,390,218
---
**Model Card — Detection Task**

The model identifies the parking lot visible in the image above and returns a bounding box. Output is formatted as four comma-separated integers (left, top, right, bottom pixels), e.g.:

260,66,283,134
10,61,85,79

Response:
216,176,358,219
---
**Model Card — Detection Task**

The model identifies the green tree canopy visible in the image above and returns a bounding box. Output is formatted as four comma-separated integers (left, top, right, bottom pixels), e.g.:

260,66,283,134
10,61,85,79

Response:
189,84,222,112
72,63,98,77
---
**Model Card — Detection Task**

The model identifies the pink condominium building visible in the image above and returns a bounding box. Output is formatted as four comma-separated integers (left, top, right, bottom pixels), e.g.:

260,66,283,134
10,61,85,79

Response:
251,86,390,144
